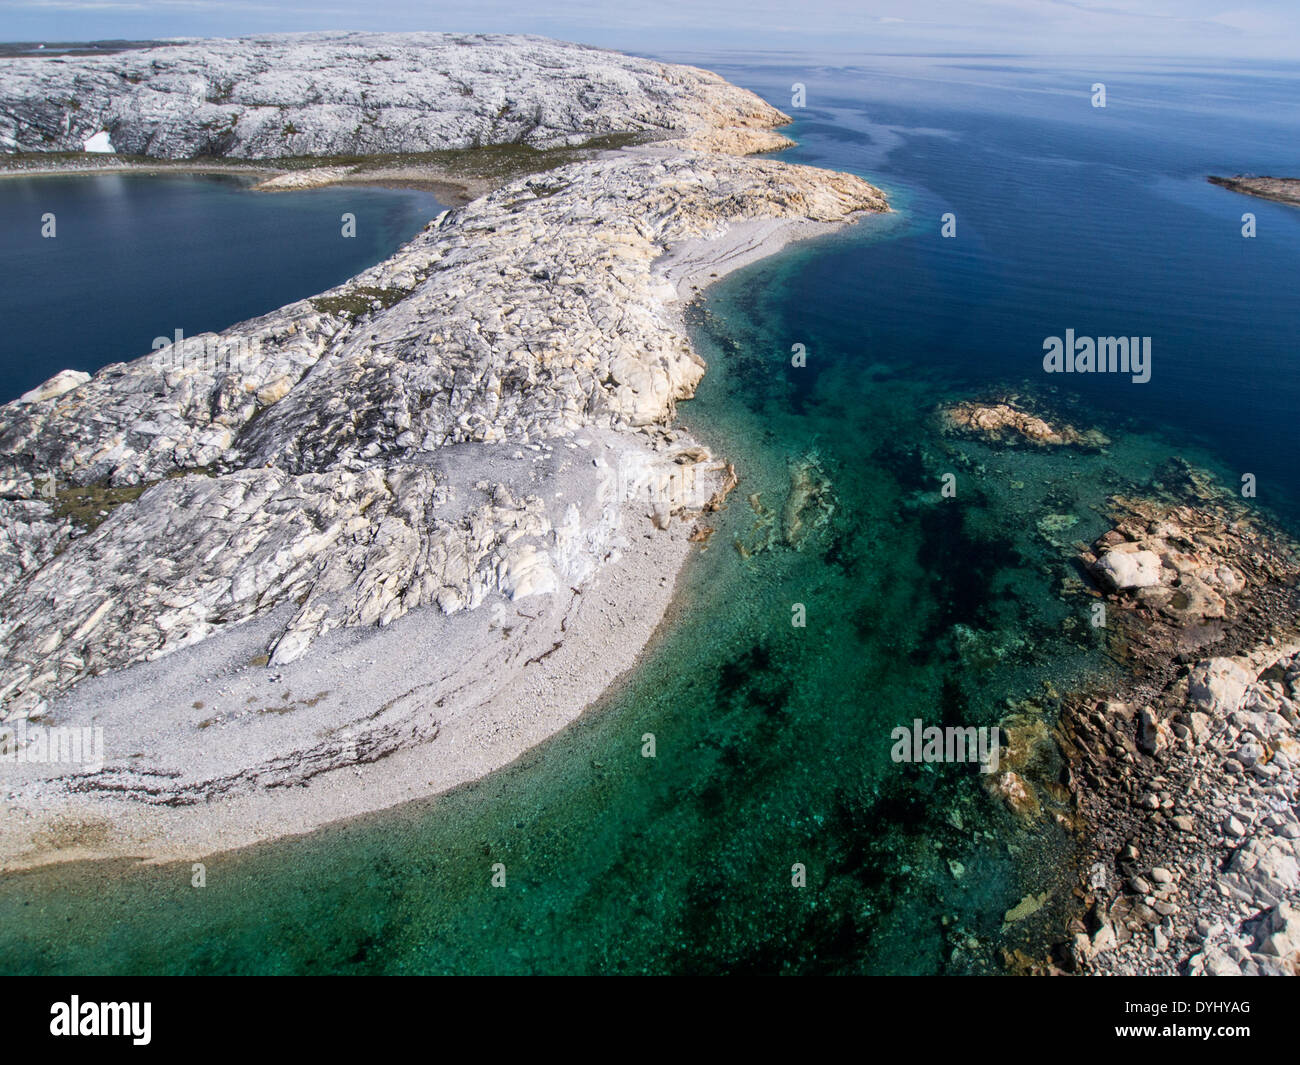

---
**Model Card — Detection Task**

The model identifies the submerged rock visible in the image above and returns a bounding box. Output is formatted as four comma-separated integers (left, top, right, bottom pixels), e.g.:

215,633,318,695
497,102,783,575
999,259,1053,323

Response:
781,453,836,547
734,452,838,558
938,398,1109,449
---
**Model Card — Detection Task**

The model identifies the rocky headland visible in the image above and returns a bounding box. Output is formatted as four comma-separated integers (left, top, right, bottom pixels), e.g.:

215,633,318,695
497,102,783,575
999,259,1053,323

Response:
1209,175,1300,208
0,32,794,159
0,33,887,868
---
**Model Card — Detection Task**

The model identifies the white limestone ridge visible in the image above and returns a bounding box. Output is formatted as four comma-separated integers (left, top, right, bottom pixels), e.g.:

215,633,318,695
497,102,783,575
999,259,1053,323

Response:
0,32,793,158
0,34,887,722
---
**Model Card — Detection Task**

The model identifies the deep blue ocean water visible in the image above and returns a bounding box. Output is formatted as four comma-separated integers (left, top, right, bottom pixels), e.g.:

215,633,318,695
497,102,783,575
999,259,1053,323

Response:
0,172,442,401
700,53,1300,519
0,55,1297,974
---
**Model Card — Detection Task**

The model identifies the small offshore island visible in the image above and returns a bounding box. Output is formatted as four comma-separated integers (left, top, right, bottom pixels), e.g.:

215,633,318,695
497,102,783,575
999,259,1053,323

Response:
0,33,885,868
1208,174,1300,208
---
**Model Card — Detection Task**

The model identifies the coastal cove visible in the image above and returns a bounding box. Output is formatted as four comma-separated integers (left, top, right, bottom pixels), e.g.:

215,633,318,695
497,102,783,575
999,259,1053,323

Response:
0,42,1299,975
0,172,444,402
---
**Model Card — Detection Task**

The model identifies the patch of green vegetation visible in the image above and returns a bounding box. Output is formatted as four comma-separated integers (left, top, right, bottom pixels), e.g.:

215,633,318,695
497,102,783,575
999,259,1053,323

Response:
52,482,149,531
51,466,215,532
0,151,264,177
309,284,413,320
238,130,648,179
0,131,653,200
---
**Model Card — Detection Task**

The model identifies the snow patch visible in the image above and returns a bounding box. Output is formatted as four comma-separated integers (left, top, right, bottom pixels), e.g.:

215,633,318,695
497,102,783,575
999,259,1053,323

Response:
83,131,115,153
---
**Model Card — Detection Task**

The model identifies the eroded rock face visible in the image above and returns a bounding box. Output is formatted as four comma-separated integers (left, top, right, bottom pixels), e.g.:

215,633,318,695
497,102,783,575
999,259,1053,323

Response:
0,32,790,158
0,50,887,718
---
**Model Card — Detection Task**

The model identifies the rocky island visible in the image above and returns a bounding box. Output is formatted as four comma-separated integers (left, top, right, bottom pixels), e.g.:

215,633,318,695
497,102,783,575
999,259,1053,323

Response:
0,33,887,868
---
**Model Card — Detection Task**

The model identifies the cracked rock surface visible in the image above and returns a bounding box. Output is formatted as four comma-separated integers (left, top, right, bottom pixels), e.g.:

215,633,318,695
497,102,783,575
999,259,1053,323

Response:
0,31,791,158
0,149,884,718
0,38,886,843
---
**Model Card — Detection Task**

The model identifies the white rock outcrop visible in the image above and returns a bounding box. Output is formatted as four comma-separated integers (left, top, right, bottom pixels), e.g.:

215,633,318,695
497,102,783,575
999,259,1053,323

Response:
0,32,791,159
1094,547,1163,590
1188,657,1254,715
0,35,887,718
16,368,89,405
81,131,114,153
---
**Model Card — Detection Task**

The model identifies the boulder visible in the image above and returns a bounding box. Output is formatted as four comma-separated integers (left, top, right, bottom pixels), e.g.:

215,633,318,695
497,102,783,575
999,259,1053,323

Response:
1093,548,1163,590
17,368,90,405
1188,658,1254,715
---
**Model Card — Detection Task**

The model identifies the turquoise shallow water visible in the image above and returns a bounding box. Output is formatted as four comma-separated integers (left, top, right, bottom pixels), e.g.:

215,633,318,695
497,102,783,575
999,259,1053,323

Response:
1,55,1298,974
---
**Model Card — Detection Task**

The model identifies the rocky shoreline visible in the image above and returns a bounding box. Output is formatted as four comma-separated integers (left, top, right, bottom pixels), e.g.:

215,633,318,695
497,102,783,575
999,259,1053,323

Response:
948,400,1300,975
0,134,669,206
1208,174,1300,208
1055,470,1300,975
0,153,495,206
0,34,886,869
1057,639,1300,975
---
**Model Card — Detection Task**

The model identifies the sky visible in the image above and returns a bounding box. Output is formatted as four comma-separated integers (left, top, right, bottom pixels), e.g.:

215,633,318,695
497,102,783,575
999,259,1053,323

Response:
2,0,1299,59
